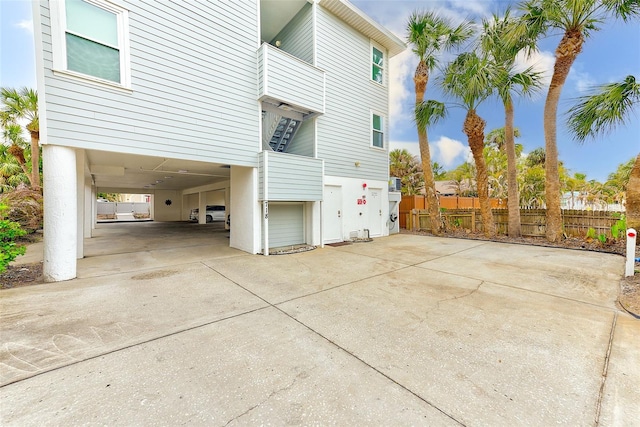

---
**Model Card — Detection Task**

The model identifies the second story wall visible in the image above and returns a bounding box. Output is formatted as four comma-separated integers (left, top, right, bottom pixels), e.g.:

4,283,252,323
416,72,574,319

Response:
36,0,260,167
314,5,389,181
272,3,314,64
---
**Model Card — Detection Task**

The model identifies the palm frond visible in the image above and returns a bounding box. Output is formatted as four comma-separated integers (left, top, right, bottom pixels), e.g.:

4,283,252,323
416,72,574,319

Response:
566,75,640,142
414,100,447,131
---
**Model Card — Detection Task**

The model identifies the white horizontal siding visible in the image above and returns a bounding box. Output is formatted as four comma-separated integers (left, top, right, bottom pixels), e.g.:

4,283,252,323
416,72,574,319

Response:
274,3,314,64
261,151,323,201
38,0,261,166
258,44,325,113
286,119,314,157
315,7,389,180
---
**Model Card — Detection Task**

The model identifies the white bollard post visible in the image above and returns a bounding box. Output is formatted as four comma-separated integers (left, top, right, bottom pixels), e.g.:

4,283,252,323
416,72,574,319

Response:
626,228,637,277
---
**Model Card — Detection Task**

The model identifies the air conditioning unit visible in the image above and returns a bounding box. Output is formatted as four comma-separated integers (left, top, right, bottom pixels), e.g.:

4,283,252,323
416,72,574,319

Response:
389,177,401,192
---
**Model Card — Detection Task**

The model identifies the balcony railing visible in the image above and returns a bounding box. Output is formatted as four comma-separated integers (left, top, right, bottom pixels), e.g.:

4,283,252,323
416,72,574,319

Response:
259,151,323,201
257,43,325,115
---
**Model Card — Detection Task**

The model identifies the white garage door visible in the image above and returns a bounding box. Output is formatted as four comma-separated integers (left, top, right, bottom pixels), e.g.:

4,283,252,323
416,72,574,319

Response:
268,203,304,247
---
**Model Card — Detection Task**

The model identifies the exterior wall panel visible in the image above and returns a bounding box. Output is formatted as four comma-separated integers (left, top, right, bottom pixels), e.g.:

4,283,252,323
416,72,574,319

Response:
37,0,260,167
315,7,389,180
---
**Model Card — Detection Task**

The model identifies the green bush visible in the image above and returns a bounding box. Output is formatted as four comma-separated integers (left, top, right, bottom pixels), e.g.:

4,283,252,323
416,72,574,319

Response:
0,204,26,273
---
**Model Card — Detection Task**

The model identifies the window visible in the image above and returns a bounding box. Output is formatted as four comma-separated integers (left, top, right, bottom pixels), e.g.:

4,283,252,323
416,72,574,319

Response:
51,0,130,88
371,46,384,84
372,114,384,148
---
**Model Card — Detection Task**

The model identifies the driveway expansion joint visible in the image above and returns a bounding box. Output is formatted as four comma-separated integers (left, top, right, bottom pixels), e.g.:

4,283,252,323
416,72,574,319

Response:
594,312,617,426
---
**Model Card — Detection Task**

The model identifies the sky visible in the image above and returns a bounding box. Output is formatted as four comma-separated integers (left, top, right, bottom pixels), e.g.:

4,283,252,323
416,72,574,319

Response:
1,0,639,182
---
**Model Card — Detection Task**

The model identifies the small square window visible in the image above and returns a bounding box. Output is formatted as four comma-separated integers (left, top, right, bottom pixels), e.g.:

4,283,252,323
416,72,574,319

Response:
372,114,384,148
372,46,384,84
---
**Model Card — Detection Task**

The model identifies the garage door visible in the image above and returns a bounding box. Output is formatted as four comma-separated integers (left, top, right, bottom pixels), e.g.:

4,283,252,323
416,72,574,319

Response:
268,203,304,247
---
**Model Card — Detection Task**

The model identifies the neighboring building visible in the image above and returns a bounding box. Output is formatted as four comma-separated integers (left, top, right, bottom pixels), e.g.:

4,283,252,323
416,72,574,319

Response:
32,0,405,281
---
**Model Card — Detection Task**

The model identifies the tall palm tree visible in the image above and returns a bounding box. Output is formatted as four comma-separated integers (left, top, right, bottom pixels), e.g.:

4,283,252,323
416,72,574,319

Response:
566,75,640,229
407,11,473,234
1,87,40,191
481,9,543,237
442,52,496,236
518,0,640,242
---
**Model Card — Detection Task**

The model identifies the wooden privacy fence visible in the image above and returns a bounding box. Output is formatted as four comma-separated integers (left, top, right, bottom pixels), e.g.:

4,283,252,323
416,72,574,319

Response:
403,208,623,238
399,195,506,229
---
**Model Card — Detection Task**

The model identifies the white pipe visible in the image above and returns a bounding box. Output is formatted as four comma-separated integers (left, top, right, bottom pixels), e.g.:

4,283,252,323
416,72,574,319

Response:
626,228,637,277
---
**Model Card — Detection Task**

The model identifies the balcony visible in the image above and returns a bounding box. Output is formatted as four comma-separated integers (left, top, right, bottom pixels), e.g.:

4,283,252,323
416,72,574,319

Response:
257,43,325,115
259,151,323,201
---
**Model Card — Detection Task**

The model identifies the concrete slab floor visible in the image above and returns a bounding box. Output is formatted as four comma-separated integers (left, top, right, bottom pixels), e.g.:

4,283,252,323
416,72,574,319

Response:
1,224,638,425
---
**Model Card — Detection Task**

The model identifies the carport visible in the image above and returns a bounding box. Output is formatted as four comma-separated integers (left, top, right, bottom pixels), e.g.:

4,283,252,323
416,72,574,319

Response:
43,146,262,282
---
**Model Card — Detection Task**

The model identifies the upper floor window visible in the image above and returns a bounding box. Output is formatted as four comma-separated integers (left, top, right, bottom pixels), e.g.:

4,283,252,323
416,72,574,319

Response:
51,0,131,88
372,113,384,148
371,46,384,84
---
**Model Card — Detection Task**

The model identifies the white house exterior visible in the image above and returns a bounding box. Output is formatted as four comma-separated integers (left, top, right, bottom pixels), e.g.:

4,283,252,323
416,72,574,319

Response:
32,0,405,281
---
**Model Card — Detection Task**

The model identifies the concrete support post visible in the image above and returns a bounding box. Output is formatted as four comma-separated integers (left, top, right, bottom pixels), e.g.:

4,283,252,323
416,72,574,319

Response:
84,175,92,237
263,200,269,256
230,166,260,254
225,186,231,230
43,145,77,282
76,150,85,259
198,192,207,224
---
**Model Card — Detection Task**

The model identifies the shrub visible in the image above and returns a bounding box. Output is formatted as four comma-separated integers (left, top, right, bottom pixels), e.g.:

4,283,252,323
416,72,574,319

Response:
0,184,43,232
0,204,26,273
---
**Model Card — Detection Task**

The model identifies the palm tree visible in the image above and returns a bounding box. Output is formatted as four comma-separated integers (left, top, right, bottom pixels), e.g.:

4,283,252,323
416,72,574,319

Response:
518,0,640,242
442,52,496,236
566,75,640,229
407,11,473,234
481,9,542,237
389,148,424,195
1,87,40,191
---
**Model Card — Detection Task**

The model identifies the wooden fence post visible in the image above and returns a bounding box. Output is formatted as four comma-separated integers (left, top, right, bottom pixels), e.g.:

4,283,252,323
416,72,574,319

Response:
471,210,476,232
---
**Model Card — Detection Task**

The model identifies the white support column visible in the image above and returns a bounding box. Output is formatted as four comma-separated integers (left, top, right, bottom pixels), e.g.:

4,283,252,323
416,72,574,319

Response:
263,200,269,256
76,150,85,259
84,175,92,237
224,186,231,230
198,191,207,224
230,166,260,254
43,145,77,282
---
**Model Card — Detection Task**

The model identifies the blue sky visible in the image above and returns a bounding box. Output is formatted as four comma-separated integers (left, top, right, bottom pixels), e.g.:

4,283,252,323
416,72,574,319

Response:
1,0,638,182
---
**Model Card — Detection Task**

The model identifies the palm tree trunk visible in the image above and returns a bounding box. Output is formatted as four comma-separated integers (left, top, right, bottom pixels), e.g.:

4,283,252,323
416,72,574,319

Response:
504,98,521,237
30,131,40,191
414,61,441,234
627,153,640,231
464,109,495,236
544,30,584,242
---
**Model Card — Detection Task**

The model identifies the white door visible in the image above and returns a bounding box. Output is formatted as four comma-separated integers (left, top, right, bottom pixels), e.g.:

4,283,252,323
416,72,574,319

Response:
268,203,304,247
368,187,383,236
323,185,343,243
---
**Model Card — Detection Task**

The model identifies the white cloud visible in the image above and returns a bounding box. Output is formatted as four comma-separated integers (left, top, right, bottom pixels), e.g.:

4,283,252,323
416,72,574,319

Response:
514,49,555,94
388,49,415,132
15,19,33,34
433,136,471,167
569,68,596,93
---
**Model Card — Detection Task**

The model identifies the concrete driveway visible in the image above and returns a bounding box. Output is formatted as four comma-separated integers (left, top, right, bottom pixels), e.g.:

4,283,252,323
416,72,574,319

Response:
1,223,638,426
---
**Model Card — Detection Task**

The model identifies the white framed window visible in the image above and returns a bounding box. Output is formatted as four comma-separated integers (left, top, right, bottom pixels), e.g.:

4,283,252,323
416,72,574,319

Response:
371,113,384,148
50,0,131,89
371,45,384,84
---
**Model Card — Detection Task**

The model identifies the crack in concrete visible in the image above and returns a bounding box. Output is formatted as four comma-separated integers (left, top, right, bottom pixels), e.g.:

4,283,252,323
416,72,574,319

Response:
594,312,617,426
425,281,484,316
223,378,297,427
